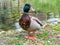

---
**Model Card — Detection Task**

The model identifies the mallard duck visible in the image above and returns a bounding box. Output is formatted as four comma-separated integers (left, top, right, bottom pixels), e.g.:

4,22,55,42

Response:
19,4,43,40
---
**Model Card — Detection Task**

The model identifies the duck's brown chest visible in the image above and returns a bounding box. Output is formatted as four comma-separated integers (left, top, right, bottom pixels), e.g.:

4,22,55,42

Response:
19,13,31,30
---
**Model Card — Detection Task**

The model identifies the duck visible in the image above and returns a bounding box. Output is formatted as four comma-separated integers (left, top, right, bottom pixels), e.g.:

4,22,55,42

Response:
19,4,43,40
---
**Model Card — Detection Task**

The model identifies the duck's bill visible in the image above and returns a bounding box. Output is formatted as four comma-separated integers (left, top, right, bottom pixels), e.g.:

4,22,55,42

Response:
30,7,35,11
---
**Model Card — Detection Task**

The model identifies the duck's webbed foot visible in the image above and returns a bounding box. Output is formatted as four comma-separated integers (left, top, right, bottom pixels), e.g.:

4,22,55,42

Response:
26,31,36,40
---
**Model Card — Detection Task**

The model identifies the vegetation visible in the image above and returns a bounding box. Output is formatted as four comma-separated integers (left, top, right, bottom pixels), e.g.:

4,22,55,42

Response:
0,0,60,30
0,0,60,45
0,28,60,45
53,25,60,31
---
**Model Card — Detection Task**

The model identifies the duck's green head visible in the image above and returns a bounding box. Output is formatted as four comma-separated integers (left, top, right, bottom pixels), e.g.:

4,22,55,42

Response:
23,4,35,12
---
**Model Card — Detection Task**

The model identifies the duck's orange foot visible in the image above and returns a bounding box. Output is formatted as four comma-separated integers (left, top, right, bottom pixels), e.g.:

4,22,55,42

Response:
26,36,35,40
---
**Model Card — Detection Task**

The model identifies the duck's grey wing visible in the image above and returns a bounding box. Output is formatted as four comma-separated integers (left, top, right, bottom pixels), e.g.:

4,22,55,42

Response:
32,17,43,26
27,16,43,31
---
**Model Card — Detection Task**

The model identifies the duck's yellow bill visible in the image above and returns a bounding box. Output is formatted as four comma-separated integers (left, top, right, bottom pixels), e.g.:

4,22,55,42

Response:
30,7,35,11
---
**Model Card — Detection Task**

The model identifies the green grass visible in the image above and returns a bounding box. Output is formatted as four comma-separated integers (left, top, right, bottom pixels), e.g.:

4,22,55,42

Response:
0,27,60,45
53,25,60,31
45,41,51,45
38,29,48,40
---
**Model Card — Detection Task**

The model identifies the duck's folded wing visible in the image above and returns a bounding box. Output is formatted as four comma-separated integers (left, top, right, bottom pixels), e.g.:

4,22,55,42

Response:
32,17,43,26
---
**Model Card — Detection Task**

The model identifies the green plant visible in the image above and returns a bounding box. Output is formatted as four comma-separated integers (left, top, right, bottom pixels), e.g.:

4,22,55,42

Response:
16,42,23,45
38,29,48,40
53,25,60,31
50,38,56,42
45,41,51,45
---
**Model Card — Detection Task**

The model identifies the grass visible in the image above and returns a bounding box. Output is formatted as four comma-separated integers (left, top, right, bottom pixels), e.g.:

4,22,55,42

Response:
45,41,51,45
53,25,60,31
0,27,60,45
38,29,48,40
